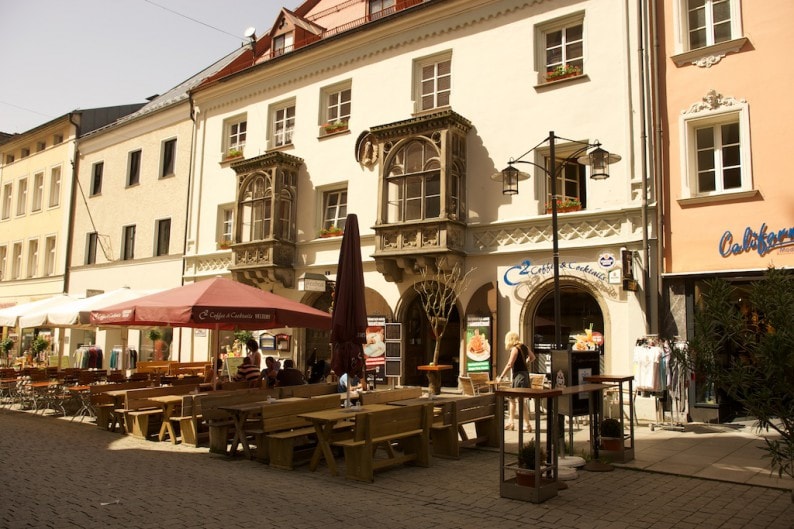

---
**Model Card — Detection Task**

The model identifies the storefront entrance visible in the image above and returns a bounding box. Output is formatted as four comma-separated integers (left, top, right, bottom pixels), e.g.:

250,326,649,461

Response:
403,296,460,387
530,286,604,374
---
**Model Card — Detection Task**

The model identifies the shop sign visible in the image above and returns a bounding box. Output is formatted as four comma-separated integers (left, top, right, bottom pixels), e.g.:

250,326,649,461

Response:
503,258,619,299
719,222,794,258
465,316,491,373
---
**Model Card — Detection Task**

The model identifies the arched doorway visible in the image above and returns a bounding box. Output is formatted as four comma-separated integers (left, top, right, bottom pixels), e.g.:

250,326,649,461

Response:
402,295,461,388
530,285,605,374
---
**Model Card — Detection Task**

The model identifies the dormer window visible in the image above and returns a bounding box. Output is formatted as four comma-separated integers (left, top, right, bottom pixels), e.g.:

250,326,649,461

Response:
273,32,293,57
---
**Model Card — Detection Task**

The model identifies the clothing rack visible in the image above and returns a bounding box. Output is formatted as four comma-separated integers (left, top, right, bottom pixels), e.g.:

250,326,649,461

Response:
633,336,686,432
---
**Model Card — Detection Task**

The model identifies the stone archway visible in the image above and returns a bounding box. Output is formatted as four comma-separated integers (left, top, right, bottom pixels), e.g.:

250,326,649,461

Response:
522,279,607,375
400,291,461,388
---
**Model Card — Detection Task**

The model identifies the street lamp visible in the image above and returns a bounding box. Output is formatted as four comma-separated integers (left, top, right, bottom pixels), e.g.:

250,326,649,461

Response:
493,131,620,350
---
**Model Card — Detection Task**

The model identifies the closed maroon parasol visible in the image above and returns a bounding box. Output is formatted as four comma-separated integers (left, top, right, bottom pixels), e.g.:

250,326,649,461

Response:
330,214,368,398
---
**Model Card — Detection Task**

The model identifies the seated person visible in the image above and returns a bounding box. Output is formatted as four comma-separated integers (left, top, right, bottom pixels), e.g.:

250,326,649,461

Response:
233,357,261,386
307,359,327,384
275,359,307,387
262,356,281,388
337,372,364,394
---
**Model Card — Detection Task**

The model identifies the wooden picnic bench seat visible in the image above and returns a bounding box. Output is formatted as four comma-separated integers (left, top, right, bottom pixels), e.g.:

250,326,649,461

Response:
358,386,422,405
332,404,432,482
277,383,337,399
431,393,498,459
252,393,348,469
90,381,150,431
118,385,199,440
201,388,279,454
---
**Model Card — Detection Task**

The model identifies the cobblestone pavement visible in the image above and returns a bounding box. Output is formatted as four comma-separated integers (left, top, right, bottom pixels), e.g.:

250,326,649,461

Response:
0,409,791,529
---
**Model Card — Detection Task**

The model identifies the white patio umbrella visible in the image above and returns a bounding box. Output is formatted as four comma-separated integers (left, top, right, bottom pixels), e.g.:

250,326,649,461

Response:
0,294,77,328
16,287,158,370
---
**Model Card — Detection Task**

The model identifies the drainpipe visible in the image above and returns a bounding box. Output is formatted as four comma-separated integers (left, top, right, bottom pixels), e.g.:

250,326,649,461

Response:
636,0,654,335
63,112,81,295
649,0,665,336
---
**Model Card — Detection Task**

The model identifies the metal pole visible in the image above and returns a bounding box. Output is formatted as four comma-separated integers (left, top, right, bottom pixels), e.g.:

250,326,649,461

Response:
548,131,562,349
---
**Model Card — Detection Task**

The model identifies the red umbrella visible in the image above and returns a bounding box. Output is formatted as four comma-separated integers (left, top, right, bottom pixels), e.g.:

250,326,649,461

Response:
330,214,368,384
90,277,331,330
90,277,331,389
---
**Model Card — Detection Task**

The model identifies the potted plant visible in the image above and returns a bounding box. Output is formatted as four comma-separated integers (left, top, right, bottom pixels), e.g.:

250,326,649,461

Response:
322,120,348,134
545,64,582,82
0,336,14,358
516,439,546,486
30,336,50,361
600,417,623,451
319,225,344,238
225,147,244,160
545,197,582,213
217,237,233,249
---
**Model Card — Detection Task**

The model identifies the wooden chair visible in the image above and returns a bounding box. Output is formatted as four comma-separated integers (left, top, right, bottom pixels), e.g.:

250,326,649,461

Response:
468,372,491,394
459,376,476,396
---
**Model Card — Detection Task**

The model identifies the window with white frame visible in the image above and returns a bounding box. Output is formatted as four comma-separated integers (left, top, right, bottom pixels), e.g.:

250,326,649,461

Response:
415,53,451,113
226,117,247,155
386,140,441,222
12,243,22,279
44,236,56,276
685,0,736,50
0,246,6,280
16,178,27,216
680,90,751,199
127,149,141,186
322,189,348,231
219,205,234,243
122,225,136,261
1,183,11,219
672,0,744,65
543,153,587,211
27,239,38,278
155,218,170,256
240,174,272,241
91,162,103,196
86,232,98,265
273,32,294,57
322,83,352,130
369,0,395,20
48,166,61,207
271,101,295,148
537,13,584,83
32,172,44,212
161,138,176,177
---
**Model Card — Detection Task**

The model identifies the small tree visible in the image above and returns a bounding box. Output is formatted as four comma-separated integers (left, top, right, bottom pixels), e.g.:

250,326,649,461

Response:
413,259,474,367
690,267,794,493
148,329,162,360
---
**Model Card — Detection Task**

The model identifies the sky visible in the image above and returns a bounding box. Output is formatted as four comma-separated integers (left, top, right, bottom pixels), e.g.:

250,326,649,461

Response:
0,0,290,134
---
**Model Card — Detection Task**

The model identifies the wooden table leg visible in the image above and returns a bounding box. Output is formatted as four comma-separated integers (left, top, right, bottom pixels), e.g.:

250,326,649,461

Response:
308,422,338,476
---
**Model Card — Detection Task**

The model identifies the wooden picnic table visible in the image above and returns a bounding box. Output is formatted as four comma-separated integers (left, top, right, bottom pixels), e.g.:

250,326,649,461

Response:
219,397,303,458
148,394,185,444
298,403,395,476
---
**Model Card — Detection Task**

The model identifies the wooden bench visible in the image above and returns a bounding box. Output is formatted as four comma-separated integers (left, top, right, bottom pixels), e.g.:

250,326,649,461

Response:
252,393,346,468
90,381,150,431
201,388,279,454
358,386,423,405
332,404,432,482
277,383,337,399
431,394,498,459
170,361,211,376
118,385,198,440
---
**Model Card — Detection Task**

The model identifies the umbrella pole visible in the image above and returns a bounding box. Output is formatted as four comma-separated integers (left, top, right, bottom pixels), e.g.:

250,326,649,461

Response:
212,325,220,391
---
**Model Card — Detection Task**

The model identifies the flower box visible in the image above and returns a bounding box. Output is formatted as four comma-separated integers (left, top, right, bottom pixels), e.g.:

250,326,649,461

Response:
319,227,344,238
322,121,348,134
545,65,582,82
545,199,582,213
217,239,233,249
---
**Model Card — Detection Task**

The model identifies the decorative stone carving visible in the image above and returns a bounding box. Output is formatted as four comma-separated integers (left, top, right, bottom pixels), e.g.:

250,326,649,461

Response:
683,89,745,115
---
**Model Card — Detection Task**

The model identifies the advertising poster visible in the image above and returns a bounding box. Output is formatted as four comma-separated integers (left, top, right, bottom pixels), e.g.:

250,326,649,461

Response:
365,316,387,384
465,315,492,373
